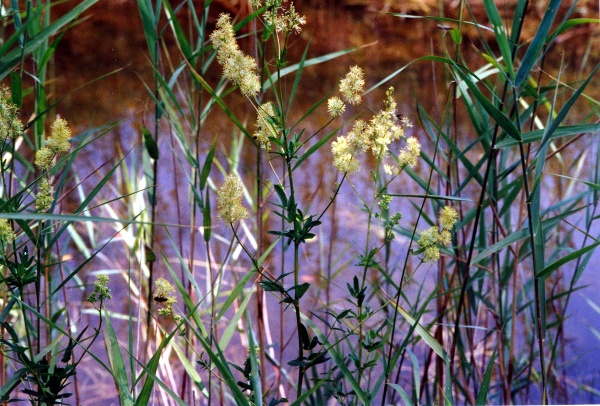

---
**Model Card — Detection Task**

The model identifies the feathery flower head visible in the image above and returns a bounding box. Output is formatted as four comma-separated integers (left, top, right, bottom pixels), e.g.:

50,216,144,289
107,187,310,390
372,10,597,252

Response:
35,118,72,171
327,96,345,117
47,118,71,154
417,206,458,262
35,178,54,212
398,137,421,168
367,88,407,157
254,102,278,149
346,119,370,153
418,227,441,263
339,66,364,105
210,14,261,98
331,136,360,173
0,219,16,247
438,229,452,246
35,148,54,171
439,206,459,230
217,174,249,223
423,245,440,263
0,88,23,142
331,120,369,173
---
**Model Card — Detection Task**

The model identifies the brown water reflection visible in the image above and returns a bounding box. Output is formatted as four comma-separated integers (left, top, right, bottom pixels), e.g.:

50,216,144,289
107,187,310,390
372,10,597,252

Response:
29,0,600,404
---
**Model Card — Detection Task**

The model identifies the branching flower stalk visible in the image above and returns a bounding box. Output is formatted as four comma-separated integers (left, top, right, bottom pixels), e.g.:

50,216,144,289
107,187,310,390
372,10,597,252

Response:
330,79,417,398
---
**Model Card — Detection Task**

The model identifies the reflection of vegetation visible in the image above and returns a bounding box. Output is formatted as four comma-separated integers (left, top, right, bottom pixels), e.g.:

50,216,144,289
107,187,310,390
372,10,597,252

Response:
0,0,599,405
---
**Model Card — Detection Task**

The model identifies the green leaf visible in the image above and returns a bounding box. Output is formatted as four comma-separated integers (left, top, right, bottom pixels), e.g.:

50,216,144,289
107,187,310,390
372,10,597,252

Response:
136,0,159,63
200,139,216,191
495,124,600,149
219,284,254,350
536,63,600,156
537,241,600,278
104,313,134,406
514,0,561,88
293,126,338,171
390,300,449,363
203,192,211,242
293,283,311,300
548,18,600,43
449,28,462,44
142,126,159,160
274,183,288,207
475,349,497,405
9,72,22,107
452,63,522,141
388,383,413,406
301,316,371,404
483,0,514,79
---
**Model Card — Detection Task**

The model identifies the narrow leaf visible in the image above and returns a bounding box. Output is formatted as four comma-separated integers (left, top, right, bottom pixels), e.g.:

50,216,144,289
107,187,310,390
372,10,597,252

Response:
537,241,600,278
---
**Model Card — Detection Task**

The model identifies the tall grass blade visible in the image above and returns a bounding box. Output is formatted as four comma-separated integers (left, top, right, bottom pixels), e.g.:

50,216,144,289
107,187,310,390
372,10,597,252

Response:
482,0,514,80
496,123,600,148
514,0,561,88
537,63,600,155
104,312,135,406
475,348,496,405
537,240,600,278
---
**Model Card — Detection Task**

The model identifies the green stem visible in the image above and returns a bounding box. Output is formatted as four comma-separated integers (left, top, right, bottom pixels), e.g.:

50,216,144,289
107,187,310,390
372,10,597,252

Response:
293,240,304,397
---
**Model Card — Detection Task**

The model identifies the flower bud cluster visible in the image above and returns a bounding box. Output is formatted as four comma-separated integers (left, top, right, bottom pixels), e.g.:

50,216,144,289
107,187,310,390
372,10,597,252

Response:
35,118,72,171
330,80,416,174
418,206,459,262
254,102,279,149
217,174,249,224
210,14,261,98
34,118,72,212
87,274,112,303
0,87,23,143
0,219,16,255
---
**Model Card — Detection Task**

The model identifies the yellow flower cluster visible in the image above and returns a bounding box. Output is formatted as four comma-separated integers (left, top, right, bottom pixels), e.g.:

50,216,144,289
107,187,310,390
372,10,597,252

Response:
368,88,405,157
0,87,23,143
339,66,365,106
254,102,278,149
326,66,365,118
34,118,72,212
35,178,54,212
331,120,369,173
418,206,459,263
35,118,72,171
210,14,261,98
152,278,185,333
154,277,177,317
217,174,249,224
331,86,415,174
47,119,71,154
0,219,16,255
327,96,345,117
398,136,421,168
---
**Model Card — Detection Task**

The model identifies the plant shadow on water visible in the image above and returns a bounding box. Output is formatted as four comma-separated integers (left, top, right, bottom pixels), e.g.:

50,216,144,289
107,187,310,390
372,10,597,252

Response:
1,0,600,404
